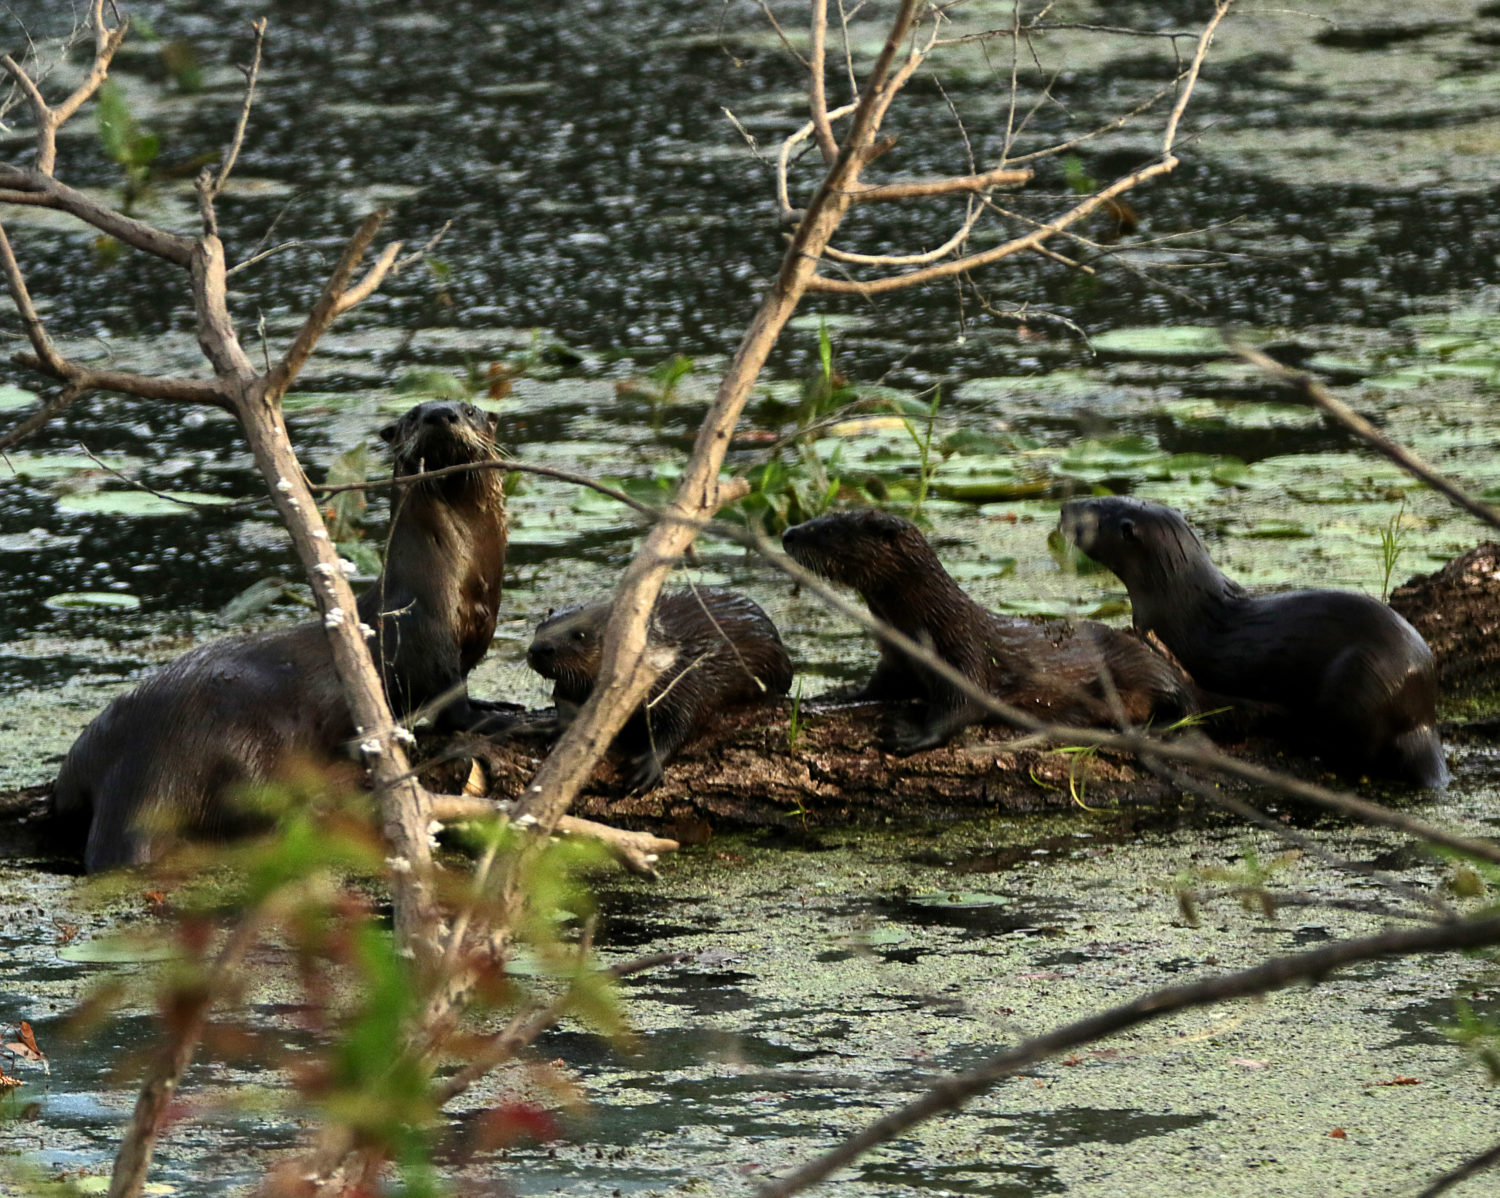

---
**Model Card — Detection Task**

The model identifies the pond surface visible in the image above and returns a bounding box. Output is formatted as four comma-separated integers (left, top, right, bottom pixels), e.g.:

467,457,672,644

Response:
2,0,1500,1193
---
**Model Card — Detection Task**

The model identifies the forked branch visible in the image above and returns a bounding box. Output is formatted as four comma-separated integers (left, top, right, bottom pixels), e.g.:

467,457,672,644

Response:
0,0,128,176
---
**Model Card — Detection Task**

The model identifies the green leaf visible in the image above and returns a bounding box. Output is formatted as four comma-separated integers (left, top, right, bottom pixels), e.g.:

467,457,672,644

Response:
96,82,134,162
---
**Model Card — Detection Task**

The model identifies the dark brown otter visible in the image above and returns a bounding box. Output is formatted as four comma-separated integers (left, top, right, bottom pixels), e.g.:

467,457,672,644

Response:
781,509,1194,753
1060,495,1448,788
527,588,794,792
52,400,513,872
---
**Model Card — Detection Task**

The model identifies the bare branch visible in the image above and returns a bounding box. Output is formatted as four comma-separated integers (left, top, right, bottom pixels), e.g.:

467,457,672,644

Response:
758,913,1500,1198
51,1,129,133
0,171,194,264
428,794,678,876
808,0,840,164
0,219,65,374
1,0,129,176
333,238,402,317
805,157,1177,294
12,354,225,406
264,212,392,401
844,163,1031,201
822,202,983,266
1162,1,1232,155
208,18,267,199
778,101,859,220
1237,343,1500,534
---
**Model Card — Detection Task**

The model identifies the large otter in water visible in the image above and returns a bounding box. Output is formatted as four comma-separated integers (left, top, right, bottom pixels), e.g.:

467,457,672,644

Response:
1060,495,1448,788
527,588,793,792
52,399,512,871
781,508,1194,752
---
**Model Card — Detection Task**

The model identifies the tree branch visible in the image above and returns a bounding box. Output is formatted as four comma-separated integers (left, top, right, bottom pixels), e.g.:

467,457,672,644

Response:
0,171,195,264
808,0,840,164
1236,343,1500,533
1,0,128,177
264,212,394,401
207,18,267,200
843,164,1032,201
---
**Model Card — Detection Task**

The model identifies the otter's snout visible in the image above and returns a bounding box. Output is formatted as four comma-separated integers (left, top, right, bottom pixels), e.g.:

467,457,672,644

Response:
526,640,557,676
1058,501,1098,553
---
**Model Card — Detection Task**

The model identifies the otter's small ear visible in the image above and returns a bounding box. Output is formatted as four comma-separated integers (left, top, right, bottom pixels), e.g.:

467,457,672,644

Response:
379,420,399,444
1119,518,1136,540
486,411,500,434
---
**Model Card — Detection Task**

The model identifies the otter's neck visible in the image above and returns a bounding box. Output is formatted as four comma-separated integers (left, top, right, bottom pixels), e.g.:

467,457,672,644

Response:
1129,549,1242,653
861,559,984,655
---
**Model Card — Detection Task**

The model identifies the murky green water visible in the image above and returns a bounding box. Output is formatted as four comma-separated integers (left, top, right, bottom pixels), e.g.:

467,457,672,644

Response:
3,0,1500,1193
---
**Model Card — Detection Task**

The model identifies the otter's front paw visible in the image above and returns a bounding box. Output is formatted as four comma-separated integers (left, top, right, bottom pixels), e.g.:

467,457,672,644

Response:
881,714,947,755
624,753,666,795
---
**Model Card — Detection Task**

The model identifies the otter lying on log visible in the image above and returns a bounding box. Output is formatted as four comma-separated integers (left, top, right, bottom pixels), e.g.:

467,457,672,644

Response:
527,588,793,792
52,400,513,871
1060,495,1448,789
782,509,1194,753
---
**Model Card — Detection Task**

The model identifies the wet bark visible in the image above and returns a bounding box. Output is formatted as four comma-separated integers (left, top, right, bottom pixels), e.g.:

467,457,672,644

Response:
1390,542,1500,698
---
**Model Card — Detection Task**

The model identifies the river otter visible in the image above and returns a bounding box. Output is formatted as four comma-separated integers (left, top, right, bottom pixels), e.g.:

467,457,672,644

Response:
527,588,793,792
52,399,513,871
781,509,1194,753
1060,495,1448,788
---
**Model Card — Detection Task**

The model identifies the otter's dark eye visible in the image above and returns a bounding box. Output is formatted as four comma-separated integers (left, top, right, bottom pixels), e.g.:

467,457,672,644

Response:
464,404,478,418
572,630,588,643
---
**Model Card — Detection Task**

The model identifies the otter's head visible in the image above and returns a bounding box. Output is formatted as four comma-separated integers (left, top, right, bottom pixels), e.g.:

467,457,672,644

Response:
527,602,607,698
380,400,500,477
782,508,938,595
1059,496,1209,592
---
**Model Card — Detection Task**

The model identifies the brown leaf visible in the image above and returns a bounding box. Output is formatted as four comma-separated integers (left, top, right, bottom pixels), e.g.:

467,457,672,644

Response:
1329,1128,1347,1139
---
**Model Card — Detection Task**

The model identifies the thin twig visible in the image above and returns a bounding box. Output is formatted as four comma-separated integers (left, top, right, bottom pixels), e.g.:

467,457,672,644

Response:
208,18,267,199
1236,343,1500,534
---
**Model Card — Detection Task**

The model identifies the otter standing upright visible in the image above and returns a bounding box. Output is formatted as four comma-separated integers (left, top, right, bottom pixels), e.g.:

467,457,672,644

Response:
1060,495,1447,788
782,509,1194,752
53,400,513,871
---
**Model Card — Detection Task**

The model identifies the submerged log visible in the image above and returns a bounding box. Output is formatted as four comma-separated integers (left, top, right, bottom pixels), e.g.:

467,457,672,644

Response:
425,543,1500,835
419,703,1213,838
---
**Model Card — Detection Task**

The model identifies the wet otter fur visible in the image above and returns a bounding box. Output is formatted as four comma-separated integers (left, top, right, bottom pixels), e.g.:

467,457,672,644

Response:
52,400,513,871
781,509,1194,753
1060,495,1447,788
527,588,793,792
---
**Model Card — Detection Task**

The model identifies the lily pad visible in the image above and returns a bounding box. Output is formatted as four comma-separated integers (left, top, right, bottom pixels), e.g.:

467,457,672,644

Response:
0,383,39,411
1090,325,1233,359
58,937,180,963
1161,398,1320,431
43,591,142,612
57,490,239,517
906,891,1009,909
1,450,140,481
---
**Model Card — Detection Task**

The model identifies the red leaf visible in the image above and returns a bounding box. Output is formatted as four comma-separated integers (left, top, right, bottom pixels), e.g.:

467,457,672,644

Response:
472,1102,561,1151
